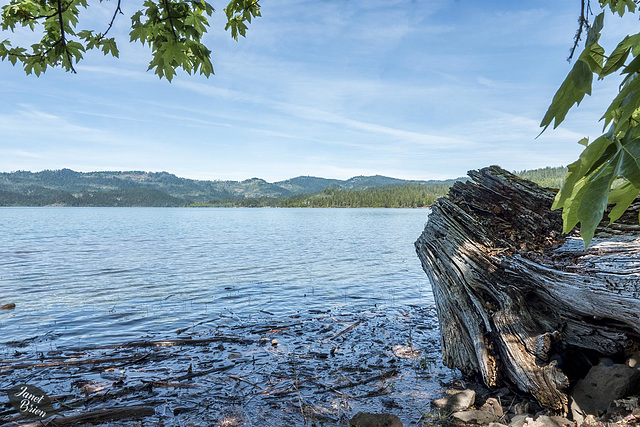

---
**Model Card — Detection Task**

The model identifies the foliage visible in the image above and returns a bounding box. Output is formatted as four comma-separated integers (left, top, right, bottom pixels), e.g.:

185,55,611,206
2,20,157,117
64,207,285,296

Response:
541,1,640,246
0,0,260,80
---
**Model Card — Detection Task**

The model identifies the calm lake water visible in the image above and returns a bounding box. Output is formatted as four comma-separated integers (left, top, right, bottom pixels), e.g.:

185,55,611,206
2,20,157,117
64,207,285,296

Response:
0,207,433,350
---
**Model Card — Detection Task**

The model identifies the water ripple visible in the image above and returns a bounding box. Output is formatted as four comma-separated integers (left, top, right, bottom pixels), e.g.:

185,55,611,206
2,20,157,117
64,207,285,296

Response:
0,207,433,350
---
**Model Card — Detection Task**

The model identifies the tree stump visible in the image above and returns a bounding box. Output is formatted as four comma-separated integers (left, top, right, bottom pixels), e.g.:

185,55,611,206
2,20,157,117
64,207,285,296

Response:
415,166,640,413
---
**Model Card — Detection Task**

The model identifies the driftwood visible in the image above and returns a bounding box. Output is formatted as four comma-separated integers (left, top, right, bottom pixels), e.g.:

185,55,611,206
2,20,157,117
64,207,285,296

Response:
18,405,155,426
415,166,640,413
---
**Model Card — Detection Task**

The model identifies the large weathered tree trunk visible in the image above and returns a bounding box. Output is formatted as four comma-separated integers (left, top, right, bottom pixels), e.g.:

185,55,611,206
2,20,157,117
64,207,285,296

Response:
415,166,640,414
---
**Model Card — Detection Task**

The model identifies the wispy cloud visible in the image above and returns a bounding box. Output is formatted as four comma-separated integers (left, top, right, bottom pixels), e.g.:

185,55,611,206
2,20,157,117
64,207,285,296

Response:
0,149,43,159
0,0,604,181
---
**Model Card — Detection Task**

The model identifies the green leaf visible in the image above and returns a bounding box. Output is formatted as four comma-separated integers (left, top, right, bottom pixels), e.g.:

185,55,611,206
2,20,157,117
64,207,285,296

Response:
575,156,617,246
601,33,640,78
100,38,119,57
540,14,605,133
555,132,640,246
602,74,640,131
586,13,605,46
608,180,640,223
552,135,614,227
540,59,593,131
599,0,637,16
161,41,187,66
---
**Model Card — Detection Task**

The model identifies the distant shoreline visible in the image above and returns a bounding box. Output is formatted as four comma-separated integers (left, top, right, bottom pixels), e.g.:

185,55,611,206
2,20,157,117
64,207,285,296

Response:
0,166,567,208
0,205,433,209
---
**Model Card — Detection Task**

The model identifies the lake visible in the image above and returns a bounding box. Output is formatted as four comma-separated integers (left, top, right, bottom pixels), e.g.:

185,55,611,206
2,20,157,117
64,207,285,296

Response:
0,207,434,350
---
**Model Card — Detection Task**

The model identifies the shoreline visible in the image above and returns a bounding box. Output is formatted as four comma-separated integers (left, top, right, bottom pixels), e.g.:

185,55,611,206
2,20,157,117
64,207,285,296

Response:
0,305,456,426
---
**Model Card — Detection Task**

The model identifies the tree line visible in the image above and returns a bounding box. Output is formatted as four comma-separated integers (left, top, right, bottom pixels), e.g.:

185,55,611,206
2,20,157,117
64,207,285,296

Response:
1,167,568,207
193,183,453,208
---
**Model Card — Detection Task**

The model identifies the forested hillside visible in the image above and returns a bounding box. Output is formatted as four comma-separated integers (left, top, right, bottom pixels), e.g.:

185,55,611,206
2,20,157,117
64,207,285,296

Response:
514,166,567,188
0,167,566,207
197,183,451,208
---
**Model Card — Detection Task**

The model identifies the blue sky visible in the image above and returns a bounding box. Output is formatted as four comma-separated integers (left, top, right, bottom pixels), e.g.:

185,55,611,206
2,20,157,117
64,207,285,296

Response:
0,0,636,181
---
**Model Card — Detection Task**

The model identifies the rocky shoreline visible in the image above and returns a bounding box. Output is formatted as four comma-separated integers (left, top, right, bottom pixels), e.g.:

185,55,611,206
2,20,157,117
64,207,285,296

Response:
3,304,639,426
428,359,640,427
1,305,461,426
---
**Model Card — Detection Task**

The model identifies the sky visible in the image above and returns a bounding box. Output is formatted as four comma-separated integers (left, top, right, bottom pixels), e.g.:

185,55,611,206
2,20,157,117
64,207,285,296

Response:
0,0,637,181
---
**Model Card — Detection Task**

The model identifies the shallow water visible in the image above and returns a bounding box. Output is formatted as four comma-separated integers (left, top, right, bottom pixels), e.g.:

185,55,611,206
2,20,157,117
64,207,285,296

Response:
0,207,434,350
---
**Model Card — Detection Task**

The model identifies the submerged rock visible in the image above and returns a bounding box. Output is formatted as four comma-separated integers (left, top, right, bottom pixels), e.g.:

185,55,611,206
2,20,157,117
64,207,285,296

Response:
348,412,403,427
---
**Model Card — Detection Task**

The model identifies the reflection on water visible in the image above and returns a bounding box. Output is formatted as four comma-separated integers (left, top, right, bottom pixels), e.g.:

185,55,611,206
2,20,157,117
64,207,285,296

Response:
0,207,432,349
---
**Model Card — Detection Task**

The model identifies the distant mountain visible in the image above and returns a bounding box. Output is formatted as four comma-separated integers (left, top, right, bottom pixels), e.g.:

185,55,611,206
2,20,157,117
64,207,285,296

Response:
0,186,183,207
275,176,344,195
0,167,565,207
0,169,457,207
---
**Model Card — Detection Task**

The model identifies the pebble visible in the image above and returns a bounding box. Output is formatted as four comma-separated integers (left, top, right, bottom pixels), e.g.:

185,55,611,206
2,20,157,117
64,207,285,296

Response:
432,389,475,412
348,412,403,427
451,409,497,424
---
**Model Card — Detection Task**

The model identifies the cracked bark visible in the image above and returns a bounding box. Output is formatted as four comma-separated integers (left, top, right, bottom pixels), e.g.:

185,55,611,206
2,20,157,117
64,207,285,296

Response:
415,166,640,413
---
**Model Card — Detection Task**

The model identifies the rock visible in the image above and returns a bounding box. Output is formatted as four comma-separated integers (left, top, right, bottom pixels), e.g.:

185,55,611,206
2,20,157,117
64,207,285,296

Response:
432,389,476,412
549,415,573,426
598,357,614,367
519,417,540,427
533,415,561,427
481,397,504,417
509,414,529,427
1,303,15,310
571,363,640,415
513,401,530,415
488,423,509,427
608,396,640,417
380,397,402,410
627,351,640,368
348,412,403,427
569,397,585,426
452,409,498,424
173,407,193,415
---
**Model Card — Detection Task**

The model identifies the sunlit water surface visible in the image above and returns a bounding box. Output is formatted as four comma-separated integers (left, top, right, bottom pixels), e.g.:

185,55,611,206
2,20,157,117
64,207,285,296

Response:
0,207,433,349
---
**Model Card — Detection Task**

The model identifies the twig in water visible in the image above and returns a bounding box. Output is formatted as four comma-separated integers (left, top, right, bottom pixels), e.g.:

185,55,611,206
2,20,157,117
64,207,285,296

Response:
229,374,259,388
330,319,363,340
292,357,306,424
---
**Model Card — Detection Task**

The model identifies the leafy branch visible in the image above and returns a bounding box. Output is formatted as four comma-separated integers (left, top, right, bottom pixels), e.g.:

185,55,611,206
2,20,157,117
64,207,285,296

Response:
0,0,261,80
542,0,640,246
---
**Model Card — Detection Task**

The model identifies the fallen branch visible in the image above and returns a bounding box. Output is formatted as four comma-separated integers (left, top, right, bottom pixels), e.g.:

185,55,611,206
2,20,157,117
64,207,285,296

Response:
65,336,254,351
250,322,304,335
3,354,147,370
330,320,363,340
229,374,259,387
327,369,398,392
168,363,235,382
141,380,202,388
18,405,155,426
